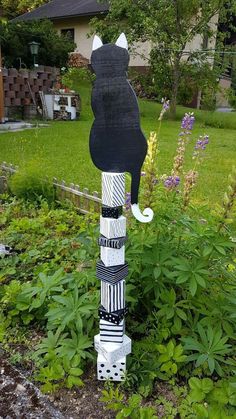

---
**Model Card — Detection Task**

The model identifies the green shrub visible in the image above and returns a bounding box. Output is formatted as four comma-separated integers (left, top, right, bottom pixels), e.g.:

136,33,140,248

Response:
0,20,75,68
9,162,55,204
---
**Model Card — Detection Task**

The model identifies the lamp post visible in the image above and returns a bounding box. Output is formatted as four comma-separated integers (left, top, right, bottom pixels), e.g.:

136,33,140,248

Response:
28,41,40,67
0,43,5,123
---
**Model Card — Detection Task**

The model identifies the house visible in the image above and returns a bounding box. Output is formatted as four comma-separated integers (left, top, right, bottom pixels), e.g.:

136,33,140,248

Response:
13,0,233,109
13,0,151,69
13,1,222,70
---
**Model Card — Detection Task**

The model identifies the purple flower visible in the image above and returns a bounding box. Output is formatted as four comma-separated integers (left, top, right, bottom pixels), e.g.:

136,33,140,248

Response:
159,98,170,120
141,171,146,177
125,192,131,210
164,176,180,190
161,97,170,111
181,113,195,131
194,135,209,151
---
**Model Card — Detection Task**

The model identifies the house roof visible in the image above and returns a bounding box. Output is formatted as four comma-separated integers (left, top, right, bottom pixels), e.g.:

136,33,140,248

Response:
13,0,109,22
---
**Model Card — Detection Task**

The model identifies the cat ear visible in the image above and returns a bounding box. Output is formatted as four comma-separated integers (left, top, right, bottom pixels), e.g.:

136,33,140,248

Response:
92,35,103,51
115,33,128,50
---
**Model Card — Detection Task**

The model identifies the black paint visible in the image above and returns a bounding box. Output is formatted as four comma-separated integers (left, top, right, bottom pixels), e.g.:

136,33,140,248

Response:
98,305,128,325
98,235,127,249
96,260,128,284
89,43,147,205
102,205,123,219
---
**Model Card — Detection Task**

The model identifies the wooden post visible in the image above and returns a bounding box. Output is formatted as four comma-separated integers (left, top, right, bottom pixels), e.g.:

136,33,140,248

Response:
0,44,5,123
94,172,131,381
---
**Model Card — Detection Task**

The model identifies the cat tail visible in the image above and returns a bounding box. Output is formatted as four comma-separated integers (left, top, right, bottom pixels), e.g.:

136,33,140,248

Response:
130,170,154,223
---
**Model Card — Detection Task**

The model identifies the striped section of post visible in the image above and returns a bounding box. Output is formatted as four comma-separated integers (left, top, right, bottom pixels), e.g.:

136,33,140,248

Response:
94,172,131,381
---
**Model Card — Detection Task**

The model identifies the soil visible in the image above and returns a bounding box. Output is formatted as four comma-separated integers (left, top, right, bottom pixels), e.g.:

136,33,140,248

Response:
49,371,115,419
0,357,64,419
0,355,115,419
0,348,176,418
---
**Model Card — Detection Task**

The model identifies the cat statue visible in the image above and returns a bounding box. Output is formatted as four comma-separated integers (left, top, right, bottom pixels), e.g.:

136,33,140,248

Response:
89,33,153,223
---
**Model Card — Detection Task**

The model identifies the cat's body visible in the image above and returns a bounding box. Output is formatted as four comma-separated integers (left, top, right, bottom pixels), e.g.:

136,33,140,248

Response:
89,35,153,223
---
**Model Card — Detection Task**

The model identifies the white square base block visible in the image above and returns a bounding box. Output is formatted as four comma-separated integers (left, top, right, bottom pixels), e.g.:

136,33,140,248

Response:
100,216,126,239
94,334,131,363
101,245,125,267
97,353,126,381
102,172,125,207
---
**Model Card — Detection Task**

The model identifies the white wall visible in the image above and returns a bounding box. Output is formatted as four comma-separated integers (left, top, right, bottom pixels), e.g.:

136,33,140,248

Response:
53,14,218,68
54,17,150,67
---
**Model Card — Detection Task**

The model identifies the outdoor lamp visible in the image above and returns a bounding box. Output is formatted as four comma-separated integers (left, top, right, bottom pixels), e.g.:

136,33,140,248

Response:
28,41,40,67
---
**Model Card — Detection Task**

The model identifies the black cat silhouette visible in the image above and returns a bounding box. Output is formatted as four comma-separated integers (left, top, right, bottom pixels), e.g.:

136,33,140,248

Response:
89,34,153,222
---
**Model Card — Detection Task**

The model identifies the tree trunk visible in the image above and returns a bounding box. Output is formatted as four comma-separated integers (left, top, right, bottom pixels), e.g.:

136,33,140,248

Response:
170,58,181,118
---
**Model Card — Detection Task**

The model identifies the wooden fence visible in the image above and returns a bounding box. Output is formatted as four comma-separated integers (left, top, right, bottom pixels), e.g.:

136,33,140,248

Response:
0,162,101,215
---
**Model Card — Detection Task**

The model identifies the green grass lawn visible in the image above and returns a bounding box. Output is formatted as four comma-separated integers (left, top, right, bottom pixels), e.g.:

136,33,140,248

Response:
0,79,235,206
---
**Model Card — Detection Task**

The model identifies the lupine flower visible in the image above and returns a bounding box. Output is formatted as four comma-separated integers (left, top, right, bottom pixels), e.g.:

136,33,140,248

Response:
125,192,131,210
183,170,198,207
181,113,195,131
194,135,209,151
193,135,210,161
172,143,186,176
219,166,236,229
158,98,170,121
164,175,180,190
172,113,195,177
162,97,170,111
142,131,159,207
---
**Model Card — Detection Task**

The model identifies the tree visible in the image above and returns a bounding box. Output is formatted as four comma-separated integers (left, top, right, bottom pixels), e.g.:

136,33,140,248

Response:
0,20,75,68
91,0,236,115
0,0,48,19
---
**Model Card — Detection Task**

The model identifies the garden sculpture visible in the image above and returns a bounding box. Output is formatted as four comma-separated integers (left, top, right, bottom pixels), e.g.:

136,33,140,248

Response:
89,33,153,381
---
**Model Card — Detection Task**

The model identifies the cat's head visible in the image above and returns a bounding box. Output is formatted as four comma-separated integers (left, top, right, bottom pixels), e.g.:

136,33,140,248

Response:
91,33,129,77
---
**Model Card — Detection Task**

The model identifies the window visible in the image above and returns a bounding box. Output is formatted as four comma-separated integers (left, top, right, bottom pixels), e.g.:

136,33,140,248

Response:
61,28,75,41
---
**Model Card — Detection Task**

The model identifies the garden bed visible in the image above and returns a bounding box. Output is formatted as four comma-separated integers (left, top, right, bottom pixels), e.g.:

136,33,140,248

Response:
0,354,115,419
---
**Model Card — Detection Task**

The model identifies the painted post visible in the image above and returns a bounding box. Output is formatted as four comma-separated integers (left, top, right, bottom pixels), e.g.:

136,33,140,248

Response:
89,33,153,381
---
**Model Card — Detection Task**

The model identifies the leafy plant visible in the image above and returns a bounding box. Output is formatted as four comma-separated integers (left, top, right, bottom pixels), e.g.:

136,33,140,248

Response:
182,324,232,376
100,389,158,419
156,340,187,379
46,286,97,332
173,256,208,296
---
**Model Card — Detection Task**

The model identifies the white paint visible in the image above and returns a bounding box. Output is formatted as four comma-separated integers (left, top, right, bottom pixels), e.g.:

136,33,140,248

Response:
131,204,154,223
94,334,131,363
102,172,125,207
97,353,126,381
100,215,126,239
92,35,103,51
116,33,128,50
101,245,125,267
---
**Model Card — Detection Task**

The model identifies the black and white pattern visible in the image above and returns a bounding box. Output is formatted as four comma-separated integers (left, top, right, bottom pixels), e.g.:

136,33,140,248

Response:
98,306,128,325
102,173,125,207
102,205,123,219
0,244,14,257
100,215,126,239
98,235,127,249
94,334,132,363
101,245,125,267
97,354,126,381
101,280,125,312
100,319,124,343
96,260,128,284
